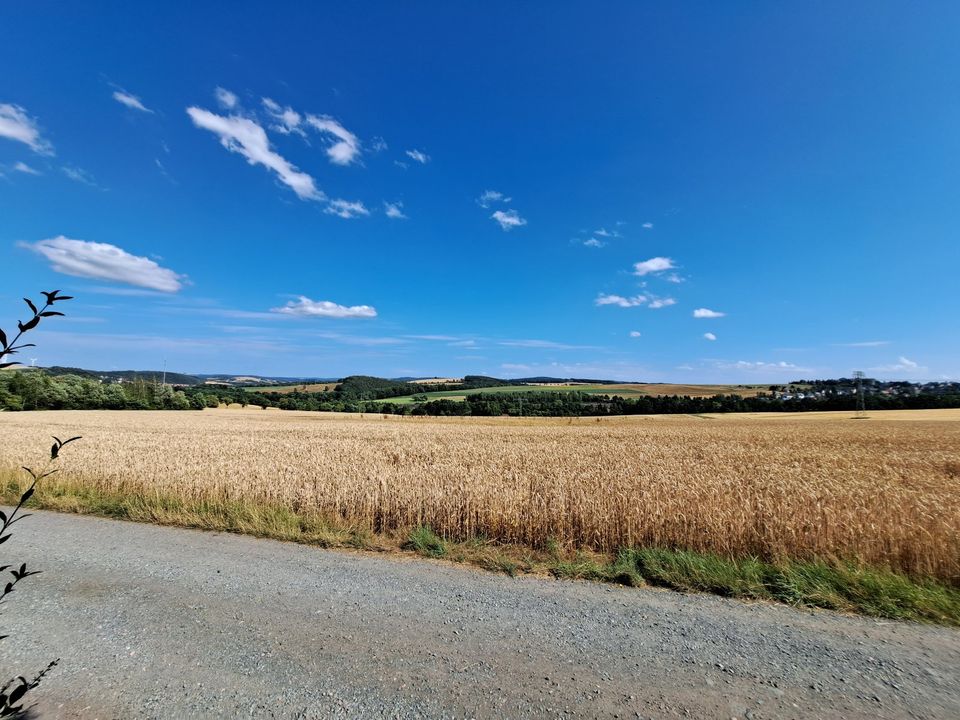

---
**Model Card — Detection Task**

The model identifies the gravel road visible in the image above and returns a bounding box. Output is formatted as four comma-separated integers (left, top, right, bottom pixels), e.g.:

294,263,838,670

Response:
0,511,956,719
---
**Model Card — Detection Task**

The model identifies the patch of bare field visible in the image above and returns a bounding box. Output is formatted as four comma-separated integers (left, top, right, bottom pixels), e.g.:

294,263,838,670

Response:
0,408,957,581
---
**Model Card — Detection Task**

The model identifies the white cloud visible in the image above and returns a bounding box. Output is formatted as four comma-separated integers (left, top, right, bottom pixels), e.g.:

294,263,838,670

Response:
720,360,807,373
664,273,684,284
837,340,890,348
370,136,388,153
25,236,184,292
633,256,675,276
648,297,676,309
384,201,407,219
0,103,53,154
112,90,152,113
704,332,717,341
629,331,642,338
405,149,429,164
271,296,377,319
498,339,596,350
306,114,361,165
262,98,304,136
324,199,369,219
642,222,653,229
215,87,238,110
693,308,725,318
594,228,620,239
595,293,647,308
869,356,926,374
583,238,605,248
491,209,527,231
186,106,323,201
477,189,510,208
62,166,100,188
13,161,40,175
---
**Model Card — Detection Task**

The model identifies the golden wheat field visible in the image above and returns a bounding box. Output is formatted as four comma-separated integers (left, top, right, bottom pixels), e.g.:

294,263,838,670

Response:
1,408,958,581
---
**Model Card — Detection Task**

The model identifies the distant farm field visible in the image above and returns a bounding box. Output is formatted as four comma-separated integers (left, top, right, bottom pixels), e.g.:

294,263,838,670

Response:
239,382,339,394
1,408,957,583
371,382,772,404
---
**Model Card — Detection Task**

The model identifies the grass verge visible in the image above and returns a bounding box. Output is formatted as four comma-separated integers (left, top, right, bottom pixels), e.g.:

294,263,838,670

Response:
4,478,958,626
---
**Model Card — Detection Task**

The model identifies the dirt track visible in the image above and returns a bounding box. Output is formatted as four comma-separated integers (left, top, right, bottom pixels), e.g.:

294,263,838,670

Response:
1,510,957,718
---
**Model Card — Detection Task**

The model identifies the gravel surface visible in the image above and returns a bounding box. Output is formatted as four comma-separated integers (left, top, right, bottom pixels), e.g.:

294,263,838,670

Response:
0,510,957,719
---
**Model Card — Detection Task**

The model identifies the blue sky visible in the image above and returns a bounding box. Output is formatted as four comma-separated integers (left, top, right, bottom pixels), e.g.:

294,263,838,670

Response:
2,2,957,381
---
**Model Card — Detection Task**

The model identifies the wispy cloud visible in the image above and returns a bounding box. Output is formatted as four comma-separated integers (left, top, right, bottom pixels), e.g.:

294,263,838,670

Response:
262,97,305,137
498,339,597,350
112,90,152,113
633,256,675,276
693,308,725,318
595,293,647,308
477,189,510,208
593,227,621,238
629,331,642,338
718,360,808,373
384,201,407,219
24,236,185,292
704,332,717,341
271,296,377,319
869,356,926,374
13,161,40,175
836,340,890,348
324,199,369,219
583,237,605,248
491,209,526,231
305,114,361,165
642,222,653,229
314,332,403,346
405,149,429,164
0,103,53,154
62,165,102,188
186,106,323,201
215,87,238,110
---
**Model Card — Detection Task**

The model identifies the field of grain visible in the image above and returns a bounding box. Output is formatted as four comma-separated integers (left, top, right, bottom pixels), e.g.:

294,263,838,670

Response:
1,409,957,581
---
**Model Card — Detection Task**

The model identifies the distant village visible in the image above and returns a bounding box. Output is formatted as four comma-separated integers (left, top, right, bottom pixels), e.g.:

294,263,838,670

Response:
771,379,960,401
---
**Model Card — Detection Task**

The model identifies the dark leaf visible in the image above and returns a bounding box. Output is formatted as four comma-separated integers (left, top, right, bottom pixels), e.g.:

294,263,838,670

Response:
61,436,82,447
0,328,6,349
0,511,5,525
23,298,37,315
0,536,9,545
41,291,59,303
0,363,15,370
53,295,73,302
20,467,36,479
7,343,36,351
20,487,34,504
50,443,59,460
5,583,13,594
18,317,39,332
39,311,64,318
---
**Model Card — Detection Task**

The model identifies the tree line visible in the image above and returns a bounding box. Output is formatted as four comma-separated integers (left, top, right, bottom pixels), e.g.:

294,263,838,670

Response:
3,371,959,416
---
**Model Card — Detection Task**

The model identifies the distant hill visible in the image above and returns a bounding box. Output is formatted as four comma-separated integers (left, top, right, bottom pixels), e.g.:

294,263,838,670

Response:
511,377,623,385
44,366,203,385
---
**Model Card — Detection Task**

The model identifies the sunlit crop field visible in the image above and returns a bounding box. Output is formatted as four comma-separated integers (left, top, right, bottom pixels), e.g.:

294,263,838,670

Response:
1,408,957,581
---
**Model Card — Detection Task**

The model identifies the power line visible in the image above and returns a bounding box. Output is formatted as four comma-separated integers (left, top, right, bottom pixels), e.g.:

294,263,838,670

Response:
853,370,867,419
